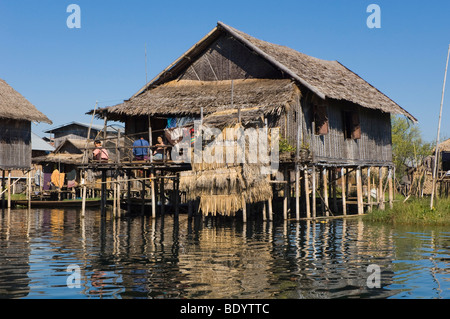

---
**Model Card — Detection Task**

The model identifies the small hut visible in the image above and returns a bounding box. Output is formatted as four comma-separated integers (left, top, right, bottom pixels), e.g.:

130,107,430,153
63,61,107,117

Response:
0,78,52,170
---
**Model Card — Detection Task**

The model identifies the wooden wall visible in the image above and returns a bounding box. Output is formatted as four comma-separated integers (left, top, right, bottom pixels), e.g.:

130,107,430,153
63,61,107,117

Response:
178,33,284,81
0,119,32,170
295,94,393,166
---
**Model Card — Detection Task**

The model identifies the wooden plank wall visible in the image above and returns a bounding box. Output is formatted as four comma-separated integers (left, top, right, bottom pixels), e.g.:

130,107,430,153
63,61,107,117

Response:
0,119,32,169
298,95,393,166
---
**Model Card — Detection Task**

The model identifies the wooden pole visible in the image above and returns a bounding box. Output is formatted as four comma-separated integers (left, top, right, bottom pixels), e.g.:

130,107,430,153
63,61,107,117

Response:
81,170,87,218
388,167,394,209
341,167,347,216
7,171,11,209
367,167,372,212
304,167,311,219
117,175,121,217
27,170,31,209
242,194,247,223
175,174,180,218
151,169,156,218
283,167,288,220
141,170,146,215
295,164,300,221
127,170,132,214
356,166,364,215
312,165,316,219
379,167,385,210
333,169,337,213
431,44,450,209
160,173,165,216
323,167,329,217
113,175,117,217
101,170,106,216
1,170,5,211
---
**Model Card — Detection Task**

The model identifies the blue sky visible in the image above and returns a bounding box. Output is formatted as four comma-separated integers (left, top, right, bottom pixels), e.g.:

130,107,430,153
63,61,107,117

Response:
1,0,449,142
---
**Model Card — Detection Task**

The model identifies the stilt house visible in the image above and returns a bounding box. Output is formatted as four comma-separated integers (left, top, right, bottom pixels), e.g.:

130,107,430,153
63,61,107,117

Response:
0,78,52,170
92,22,417,217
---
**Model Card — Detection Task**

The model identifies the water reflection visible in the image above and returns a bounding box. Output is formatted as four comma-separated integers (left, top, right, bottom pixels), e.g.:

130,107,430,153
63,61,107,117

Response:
0,208,449,299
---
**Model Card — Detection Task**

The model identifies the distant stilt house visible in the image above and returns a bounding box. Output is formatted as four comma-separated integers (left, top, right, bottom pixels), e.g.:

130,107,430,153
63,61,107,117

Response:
0,78,52,207
44,121,123,148
90,22,417,218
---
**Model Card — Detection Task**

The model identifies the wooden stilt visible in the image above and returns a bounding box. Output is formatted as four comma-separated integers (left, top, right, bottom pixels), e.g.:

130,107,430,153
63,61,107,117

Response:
141,170,146,215
160,173,165,216
333,169,337,213
295,163,300,221
127,170,132,213
175,174,180,218
151,169,156,218
379,167,385,210
113,175,117,217
101,170,106,216
1,170,5,211
7,171,11,209
356,166,364,215
117,175,121,217
367,167,372,212
283,167,288,220
262,201,267,221
323,167,329,217
81,170,87,218
242,194,247,223
388,167,394,209
341,167,347,216
304,167,311,219
312,166,316,219
27,170,31,209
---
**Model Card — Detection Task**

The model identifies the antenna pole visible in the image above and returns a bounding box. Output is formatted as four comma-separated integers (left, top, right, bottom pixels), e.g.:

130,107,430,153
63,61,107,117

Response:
431,44,450,209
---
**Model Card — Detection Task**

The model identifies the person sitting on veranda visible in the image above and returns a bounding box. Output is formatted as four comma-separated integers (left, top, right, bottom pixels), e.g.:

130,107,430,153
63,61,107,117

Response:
152,136,166,161
132,136,150,160
93,140,109,162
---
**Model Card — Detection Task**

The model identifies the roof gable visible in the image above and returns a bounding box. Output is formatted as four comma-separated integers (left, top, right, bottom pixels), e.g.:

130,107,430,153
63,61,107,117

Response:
116,22,417,122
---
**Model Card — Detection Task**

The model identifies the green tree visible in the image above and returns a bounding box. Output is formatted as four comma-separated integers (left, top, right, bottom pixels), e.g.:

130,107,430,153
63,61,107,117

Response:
391,115,433,180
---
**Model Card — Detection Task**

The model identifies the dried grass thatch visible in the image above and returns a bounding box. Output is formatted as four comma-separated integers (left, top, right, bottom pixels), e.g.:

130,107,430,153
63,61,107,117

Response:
0,78,52,123
179,123,274,216
96,78,298,121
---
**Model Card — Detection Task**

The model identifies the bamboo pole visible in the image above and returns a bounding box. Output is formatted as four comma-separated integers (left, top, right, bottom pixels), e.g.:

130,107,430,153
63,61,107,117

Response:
242,194,247,223
81,170,87,218
341,167,347,216
379,167,385,210
283,167,288,220
304,167,311,219
388,167,394,209
295,165,300,221
151,169,156,218
356,166,364,215
1,170,5,211
7,171,11,209
323,167,329,217
27,170,31,209
431,44,450,209
312,166,316,219
367,167,372,212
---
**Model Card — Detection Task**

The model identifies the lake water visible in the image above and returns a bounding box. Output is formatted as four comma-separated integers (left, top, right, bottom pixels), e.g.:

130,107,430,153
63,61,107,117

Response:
0,208,449,299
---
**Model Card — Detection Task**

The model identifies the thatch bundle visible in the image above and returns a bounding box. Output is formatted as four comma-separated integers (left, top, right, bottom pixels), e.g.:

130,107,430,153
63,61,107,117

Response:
179,123,274,216
0,78,52,123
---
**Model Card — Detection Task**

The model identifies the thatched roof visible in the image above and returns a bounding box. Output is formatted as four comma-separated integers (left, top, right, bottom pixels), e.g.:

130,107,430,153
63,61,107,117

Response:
0,78,52,124
99,22,415,123
96,79,299,121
